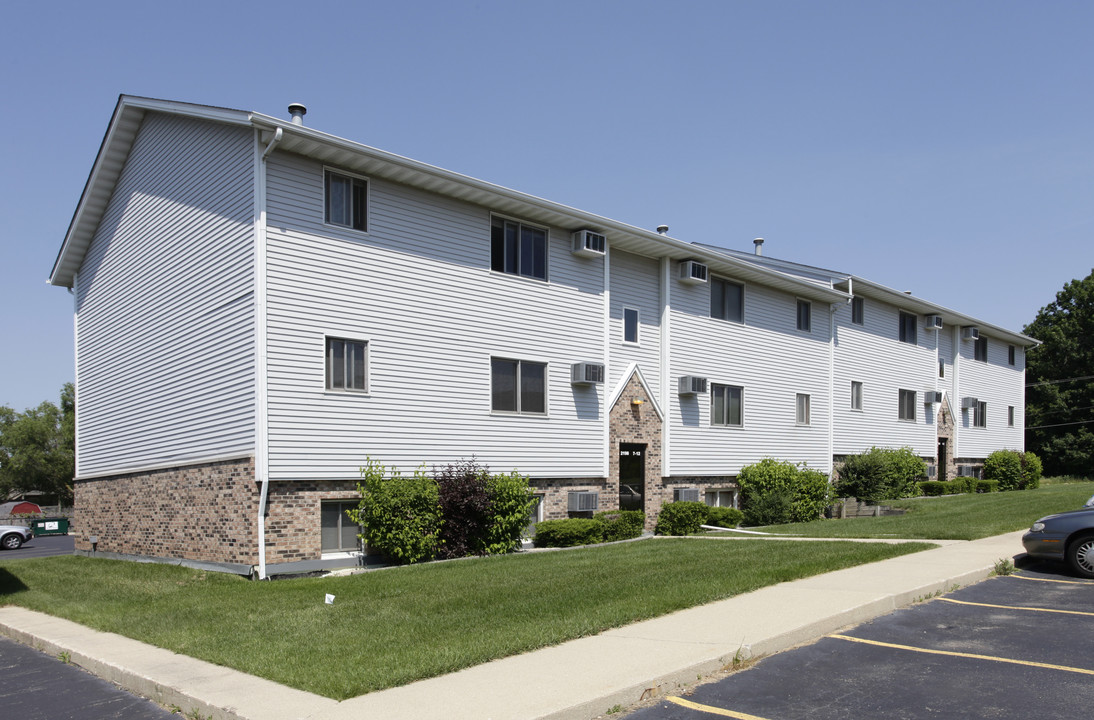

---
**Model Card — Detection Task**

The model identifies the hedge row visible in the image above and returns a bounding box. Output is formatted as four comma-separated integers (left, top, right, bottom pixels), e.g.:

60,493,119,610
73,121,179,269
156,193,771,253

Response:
532,510,646,548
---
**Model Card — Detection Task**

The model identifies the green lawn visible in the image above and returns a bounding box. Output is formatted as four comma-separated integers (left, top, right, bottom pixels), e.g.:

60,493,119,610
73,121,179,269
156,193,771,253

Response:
751,481,1094,540
0,538,929,699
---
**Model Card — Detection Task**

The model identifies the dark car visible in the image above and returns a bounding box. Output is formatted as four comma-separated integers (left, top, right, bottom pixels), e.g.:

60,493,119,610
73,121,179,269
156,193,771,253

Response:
1022,495,1094,578
0,524,33,550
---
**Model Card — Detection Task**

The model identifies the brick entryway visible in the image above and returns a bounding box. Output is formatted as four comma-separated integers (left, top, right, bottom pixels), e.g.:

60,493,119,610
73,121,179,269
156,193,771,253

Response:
608,369,663,528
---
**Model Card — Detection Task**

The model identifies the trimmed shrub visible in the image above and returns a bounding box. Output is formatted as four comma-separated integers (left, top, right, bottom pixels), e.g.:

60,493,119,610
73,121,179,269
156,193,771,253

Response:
984,450,1042,491
532,518,603,548
950,476,977,494
975,479,999,493
1022,452,1043,490
435,460,537,559
737,458,833,525
434,459,492,559
654,501,709,535
743,487,794,525
707,506,744,528
836,447,927,503
594,510,645,542
349,459,442,564
917,480,949,496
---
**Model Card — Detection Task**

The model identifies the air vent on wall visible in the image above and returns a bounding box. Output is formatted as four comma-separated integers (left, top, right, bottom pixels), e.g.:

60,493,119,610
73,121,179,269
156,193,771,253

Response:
678,260,708,285
570,362,605,385
962,396,979,409
674,488,700,503
924,391,942,404
924,314,943,330
962,326,980,340
571,229,606,257
678,376,708,395
567,491,599,513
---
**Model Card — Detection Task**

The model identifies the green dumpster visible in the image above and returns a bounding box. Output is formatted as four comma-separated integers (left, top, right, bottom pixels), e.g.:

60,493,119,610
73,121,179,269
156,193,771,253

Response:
31,517,70,536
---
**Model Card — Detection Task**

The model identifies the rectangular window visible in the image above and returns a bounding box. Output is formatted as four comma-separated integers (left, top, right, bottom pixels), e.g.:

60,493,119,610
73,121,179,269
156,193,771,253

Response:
1008,406,1015,427
324,170,368,231
711,384,743,427
974,401,987,427
851,381,863,411
704,489,736,508
898,389,916,421
975,336,988,362
711,277,744,323
1008,345,1016,365
623,307,639,344
796,393,811,425
851,296,864,325
939,360,945,378
796,300,811,332
321,501,361,552
491,358,547,414
326,338,368,392
899,311,917,345
491,216,547,281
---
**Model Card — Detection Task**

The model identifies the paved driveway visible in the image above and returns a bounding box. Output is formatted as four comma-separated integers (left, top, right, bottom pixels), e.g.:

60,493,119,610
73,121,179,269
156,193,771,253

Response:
628,558,1093,719
0,634,176,720
1,533,75,559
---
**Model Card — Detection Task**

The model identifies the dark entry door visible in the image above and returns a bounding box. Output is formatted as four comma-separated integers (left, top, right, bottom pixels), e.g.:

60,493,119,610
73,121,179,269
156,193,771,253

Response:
937,438,948,482
619,443,646,512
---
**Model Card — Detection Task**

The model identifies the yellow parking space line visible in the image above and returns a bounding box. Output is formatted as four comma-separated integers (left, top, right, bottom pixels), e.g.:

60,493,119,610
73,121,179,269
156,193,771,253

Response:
830,634,1094,675
937,597,1094,617
1011,573,1094,586
666,695,772,719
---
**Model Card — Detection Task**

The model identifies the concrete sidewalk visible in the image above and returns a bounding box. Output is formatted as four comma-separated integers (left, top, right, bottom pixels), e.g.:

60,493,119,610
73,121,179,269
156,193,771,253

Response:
0,531,1026,720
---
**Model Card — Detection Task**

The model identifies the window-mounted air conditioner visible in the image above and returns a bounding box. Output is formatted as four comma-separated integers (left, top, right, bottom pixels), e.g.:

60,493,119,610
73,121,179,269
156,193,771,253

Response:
678,375,708,395
567,491,599,513
962,396,979,409
674,488,701,503
570,362,605,385
962,326,980,341
924,391,942,404
924,314,943,330
678,260,709,285
571,229,606,257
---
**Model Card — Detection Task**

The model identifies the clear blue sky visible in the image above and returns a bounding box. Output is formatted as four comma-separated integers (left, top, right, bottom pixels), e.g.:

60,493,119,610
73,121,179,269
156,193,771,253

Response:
2,0,1092,412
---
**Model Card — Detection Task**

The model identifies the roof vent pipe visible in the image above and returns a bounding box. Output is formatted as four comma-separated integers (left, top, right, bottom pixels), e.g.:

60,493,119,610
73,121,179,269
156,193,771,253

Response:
656,225,669,235
753,238,764,256
287,103,307,125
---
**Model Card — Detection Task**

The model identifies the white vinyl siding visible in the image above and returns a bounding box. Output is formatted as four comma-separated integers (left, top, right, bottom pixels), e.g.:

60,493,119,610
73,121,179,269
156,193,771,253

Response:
669,281,830,475
956,332,1024,456
833,297,936,457
264,152,604,479
609,250,661,399
74,113,255,476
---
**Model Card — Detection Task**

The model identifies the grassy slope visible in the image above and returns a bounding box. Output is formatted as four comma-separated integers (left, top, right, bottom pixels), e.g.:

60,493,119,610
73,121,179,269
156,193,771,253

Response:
753,481,1094,539
0,539,928,699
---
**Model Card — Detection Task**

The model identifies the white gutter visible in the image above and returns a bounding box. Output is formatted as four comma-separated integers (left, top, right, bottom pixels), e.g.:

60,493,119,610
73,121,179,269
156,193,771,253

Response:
254,126,281,580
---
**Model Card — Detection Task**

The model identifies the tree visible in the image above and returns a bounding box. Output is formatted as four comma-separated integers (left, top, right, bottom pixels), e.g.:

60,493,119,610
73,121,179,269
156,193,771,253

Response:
1024,270,1094,476
0,383,75,503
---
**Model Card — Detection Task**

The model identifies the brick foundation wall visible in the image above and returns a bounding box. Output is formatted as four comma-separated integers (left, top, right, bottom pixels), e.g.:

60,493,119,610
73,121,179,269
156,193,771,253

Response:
264,480,361,563
74,457,259,564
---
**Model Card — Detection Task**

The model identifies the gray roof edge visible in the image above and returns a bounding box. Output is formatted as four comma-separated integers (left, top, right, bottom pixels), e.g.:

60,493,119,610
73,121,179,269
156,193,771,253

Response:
850,276,1038,346
51,97,849,303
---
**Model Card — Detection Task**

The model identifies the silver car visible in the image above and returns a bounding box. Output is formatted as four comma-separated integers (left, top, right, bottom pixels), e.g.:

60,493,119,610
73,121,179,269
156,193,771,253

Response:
0,524,33,550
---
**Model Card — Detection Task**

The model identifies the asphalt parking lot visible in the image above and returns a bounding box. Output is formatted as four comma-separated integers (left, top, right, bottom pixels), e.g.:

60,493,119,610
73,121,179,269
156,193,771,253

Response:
0,533,74,559
628,558,1094,720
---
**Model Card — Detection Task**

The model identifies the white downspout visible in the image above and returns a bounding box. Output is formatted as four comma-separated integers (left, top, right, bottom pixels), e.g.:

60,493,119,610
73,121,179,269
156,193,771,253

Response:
660,257,671,479
602,246,611,479
254,127,281,579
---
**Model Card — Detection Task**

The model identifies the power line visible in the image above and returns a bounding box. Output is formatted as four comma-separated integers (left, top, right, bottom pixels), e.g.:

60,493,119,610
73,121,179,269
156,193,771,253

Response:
1026,375,1094,388
1026,419,1094,430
